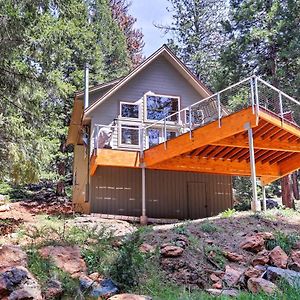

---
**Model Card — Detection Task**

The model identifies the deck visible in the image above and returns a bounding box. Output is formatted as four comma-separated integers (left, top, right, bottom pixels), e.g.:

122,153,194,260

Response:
91,106,300,184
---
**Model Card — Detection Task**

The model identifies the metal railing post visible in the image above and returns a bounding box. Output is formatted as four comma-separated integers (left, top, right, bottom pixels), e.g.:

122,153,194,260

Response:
250,77,255,113
279,92,284,122
254,76,260,117
164,118,167,150
217,93,221,128
188,107,192,139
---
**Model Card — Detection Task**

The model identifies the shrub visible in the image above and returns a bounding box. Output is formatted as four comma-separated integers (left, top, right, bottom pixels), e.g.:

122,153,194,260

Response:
221,208,236,218
200,222,220,233
204,245,226,269
265,231,299,254
109,230,145,289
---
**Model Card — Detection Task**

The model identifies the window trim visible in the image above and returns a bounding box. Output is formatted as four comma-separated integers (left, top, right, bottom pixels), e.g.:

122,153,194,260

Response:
143,92,181,123
118,121,141,149
119,101,141,121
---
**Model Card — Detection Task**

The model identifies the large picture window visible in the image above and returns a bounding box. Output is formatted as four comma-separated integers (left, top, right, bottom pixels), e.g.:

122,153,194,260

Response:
120,102,140,119
145,94,180,122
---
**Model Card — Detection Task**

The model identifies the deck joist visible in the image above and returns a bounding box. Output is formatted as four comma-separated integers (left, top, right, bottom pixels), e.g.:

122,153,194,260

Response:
91,107,300,184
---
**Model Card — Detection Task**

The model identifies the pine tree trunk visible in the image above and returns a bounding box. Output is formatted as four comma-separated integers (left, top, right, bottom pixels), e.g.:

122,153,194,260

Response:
56,136,66,196
281,175,293,208
292,171,299,200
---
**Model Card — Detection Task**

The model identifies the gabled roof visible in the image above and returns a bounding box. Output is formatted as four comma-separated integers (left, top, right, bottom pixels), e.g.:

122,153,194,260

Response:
84,44,212,117
75,77,124,98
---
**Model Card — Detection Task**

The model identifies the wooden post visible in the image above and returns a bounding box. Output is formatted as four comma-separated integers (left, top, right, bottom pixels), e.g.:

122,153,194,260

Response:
246,122,261,212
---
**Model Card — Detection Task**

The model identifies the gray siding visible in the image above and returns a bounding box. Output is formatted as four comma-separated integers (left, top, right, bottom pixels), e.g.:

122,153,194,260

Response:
89,55,203,127
91,167,233,220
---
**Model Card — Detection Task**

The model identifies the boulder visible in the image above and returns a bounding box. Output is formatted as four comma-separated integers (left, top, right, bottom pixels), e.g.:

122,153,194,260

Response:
212,281,222,289
0,266,42,299
210,273,221,283
244,266,265,279
269,246,288,268
289,250,300,272
0,245,27,272
0,204,10,212
252,249,270,266
247,277,277,294
108,294,152,300
240,232,273,253
160,245,184,258
80,276,118,297
39,246,87,278
139,243,155,254
224,251,244,263
206,289,240,297
223,265,244,287
43,279,63,299
264,266,300,288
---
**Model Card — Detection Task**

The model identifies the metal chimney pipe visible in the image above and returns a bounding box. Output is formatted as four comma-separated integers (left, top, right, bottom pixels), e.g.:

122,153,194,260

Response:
84,63,89,109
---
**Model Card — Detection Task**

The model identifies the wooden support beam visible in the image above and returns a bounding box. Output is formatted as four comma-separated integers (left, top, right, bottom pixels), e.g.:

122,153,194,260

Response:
278,153,300,177
144,107,258,167
263,151,286,164
211,135,300,152
255,151,276,163
150,156,280,177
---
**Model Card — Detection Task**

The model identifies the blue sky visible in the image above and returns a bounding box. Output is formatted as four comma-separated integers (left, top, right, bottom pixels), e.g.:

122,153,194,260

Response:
129,0,173,57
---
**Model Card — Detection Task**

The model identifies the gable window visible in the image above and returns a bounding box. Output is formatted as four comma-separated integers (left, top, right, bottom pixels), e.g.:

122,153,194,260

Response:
118,123,140,148
120,102,140,119
145,94,180,122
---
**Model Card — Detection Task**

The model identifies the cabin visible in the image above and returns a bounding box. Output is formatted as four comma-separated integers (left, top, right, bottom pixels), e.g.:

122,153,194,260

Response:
67,45,300,223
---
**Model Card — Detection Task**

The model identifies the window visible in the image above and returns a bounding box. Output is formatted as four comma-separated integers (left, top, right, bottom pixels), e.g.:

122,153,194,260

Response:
120,102,140,119
166,131,177,140
148,129,160,148
119,123,140,148
185,108,204,125
145,94,180,122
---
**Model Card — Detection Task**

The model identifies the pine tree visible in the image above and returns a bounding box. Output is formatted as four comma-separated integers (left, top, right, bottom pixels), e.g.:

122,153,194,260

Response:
160,0,229,88
220,0,300,207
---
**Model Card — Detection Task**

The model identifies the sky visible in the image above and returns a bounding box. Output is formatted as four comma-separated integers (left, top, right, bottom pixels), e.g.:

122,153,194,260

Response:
129,0,173,57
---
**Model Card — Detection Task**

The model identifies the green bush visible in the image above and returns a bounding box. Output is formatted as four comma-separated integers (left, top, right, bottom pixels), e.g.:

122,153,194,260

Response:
266,231,299,254
220,208,236,218
204,245,226,269
200,222,220,233
109,230,145,289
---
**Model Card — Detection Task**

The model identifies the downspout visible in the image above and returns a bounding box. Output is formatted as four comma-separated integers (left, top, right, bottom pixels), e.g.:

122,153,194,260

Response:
84,63,89,109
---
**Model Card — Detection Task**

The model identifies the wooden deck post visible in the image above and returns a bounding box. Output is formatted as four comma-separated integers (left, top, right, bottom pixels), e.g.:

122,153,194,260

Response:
246,122,261,212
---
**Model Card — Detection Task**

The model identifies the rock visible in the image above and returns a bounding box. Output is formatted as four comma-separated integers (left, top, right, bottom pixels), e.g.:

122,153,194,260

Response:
247,277,277,294
175,235,189,248
139,243,155,254
212,281,222,289
39,246,87,278
240,232,273,253
43,279,63,299
89,272,103,282
210,273,220,283
160,245,184,258
0,245,27,272
71,216,136,237
244,266,265,279
108,294,152,300
269,246,288,268
206,289,240,297
80,276,118,297
264,266,300,288
0,204,10,212
0,266,42,299
252,249,270,266
224,251,244,262
223,265,244,287
289,250,300,272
